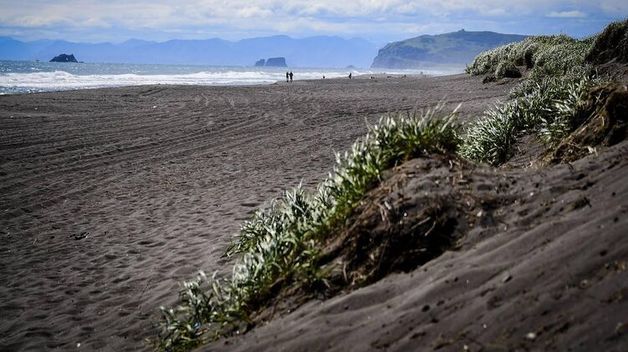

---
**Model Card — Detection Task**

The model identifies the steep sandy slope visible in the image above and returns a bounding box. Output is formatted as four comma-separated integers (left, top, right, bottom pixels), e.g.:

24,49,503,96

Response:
207,140,628,352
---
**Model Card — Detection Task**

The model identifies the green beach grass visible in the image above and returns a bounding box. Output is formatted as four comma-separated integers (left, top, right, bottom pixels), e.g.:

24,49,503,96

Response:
465,34,593,79
459,74,598,165
460,28,612,165
155,105,461,351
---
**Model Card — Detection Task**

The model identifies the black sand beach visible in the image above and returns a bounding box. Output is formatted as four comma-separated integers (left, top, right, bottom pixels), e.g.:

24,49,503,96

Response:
1,75,521,351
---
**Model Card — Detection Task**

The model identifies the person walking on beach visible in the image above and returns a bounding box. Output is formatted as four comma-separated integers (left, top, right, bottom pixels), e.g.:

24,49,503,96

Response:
286,72,289,82
289,71,293,82
349,72,352,79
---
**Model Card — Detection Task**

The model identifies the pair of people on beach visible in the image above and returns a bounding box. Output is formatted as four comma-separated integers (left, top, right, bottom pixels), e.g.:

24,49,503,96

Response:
286,71,293,83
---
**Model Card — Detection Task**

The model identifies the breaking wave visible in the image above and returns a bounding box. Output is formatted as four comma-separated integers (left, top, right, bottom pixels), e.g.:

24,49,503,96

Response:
0,61,462,94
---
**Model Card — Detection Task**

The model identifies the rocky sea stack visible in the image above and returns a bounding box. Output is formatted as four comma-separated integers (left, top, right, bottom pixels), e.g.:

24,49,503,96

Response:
264,57,287,67
254,57,287,67
50,54,78,63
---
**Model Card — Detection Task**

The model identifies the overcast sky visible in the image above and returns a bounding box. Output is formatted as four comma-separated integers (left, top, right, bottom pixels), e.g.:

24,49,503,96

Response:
0,1,626,44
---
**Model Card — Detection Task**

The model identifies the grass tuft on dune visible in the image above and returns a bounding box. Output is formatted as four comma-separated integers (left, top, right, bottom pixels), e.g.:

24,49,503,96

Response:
459,74,598,165
155,105,461,351
458,22,628,165
465,34,593,79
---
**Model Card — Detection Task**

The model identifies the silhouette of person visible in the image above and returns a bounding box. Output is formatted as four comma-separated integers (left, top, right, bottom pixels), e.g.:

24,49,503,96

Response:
289,71,293,82
286,72,289,82
349,72,352,79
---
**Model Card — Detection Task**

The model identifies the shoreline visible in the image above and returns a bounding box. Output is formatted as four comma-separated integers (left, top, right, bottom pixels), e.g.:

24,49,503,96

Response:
0,69,456,96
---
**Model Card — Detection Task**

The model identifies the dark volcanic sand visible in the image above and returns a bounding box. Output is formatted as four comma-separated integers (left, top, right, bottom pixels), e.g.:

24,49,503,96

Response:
209,141,628,352
0,75,515,351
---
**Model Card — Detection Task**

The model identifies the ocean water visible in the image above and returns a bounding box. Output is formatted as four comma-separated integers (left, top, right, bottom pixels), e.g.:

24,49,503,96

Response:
0,60,462,94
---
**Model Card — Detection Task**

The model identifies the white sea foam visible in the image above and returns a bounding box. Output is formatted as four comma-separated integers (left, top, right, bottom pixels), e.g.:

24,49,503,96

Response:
0,70,337,91
0,63,462,94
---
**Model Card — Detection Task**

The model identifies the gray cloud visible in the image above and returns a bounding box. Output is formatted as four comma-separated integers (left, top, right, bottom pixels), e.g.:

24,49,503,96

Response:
547,10,587,18
0,0,624,42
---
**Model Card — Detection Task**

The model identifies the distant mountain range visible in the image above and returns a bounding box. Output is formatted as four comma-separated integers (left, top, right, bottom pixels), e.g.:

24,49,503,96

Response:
0,30,530,69
372,30,528,69
0,35,379,68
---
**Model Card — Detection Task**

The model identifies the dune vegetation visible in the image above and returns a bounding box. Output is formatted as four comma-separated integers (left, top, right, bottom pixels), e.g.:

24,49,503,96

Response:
155,20,626,351
464,34,593,79
156,106,461,351
459,25,623,165
459,74,600,165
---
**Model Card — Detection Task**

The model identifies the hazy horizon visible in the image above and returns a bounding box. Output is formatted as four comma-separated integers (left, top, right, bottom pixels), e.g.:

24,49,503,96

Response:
1,2,626,71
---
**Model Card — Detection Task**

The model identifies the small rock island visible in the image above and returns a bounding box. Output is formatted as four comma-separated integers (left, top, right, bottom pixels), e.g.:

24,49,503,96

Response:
50,54,78,63
254,57,288,67
265,57,287,67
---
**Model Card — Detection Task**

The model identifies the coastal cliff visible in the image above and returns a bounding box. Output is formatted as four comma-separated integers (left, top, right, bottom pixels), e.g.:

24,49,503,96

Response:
372,30,527,68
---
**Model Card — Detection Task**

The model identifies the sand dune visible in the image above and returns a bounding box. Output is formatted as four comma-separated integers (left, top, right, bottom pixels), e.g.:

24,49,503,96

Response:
0,75,515,351
208,140,628,352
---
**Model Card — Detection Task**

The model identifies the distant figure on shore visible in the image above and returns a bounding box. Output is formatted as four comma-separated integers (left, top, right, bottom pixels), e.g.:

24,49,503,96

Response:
348,72,352,79
289,71,293,82
286,72,289,82
323,75,325,79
